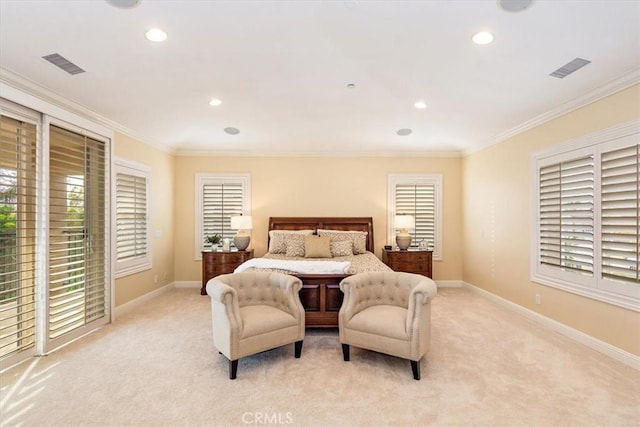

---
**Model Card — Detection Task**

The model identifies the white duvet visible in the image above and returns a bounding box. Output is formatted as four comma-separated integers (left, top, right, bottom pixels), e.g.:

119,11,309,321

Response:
234,257,351,274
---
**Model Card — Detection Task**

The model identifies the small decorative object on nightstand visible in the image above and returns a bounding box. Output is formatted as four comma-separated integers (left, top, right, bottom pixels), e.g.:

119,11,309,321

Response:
382,248,432,278
201,249,253,295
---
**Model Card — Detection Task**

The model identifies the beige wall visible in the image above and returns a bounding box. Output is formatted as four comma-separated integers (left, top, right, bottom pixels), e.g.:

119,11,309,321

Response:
174,156,463,282
113,133,175,307
462,84,640,355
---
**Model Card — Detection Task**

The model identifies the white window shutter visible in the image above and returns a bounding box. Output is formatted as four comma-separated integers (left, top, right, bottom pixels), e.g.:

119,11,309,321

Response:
539,155,594,276
600,144,639,284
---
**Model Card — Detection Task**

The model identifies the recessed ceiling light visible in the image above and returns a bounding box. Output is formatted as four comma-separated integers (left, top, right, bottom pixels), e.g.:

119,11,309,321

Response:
347,83,356,89
105,0,141,9
145,28,167,42
497,0,535,13
209,98,222,107
397,128,412,136
472,31,494,45
224,127,240,135
414,101,427,109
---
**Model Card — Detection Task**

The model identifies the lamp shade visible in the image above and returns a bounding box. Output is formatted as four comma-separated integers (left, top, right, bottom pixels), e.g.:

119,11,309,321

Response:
394,214,415,230
230,215,252,230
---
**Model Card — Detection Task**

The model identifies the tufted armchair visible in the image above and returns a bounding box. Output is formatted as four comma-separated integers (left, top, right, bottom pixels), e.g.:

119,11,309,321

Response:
206,272,305,379
339,271,437,380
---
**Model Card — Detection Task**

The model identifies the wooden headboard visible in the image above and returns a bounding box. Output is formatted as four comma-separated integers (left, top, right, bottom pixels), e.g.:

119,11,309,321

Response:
268,217,374,252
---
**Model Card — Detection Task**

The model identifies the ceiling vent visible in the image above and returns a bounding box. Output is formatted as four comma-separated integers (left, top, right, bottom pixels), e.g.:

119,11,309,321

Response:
549,58,591,79
42,53,85,75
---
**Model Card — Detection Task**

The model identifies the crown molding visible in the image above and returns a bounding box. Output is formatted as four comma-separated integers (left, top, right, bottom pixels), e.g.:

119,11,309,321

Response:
3,65,637,159
463,67,640,156
173,149,463,158
0,67,176,154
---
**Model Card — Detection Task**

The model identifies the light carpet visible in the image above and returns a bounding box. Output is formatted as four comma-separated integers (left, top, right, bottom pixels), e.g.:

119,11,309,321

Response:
0,287,638,426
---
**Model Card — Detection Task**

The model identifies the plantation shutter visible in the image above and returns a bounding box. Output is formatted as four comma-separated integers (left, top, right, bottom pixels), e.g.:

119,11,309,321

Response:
116,172,147,261
395,184,435,250
0,114,37,359
539,155,594,275
600,144,639,284
202,183,244,245
49,125,107,340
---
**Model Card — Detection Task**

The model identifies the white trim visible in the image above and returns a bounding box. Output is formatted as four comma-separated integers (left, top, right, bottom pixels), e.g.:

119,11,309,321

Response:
113,282,176,319
3,66,638,158
175,149,463,158
462,281,640,370
1,81,113,140
434,280,463,288
0,68,173,154
174,281,201,289
464,68,640,156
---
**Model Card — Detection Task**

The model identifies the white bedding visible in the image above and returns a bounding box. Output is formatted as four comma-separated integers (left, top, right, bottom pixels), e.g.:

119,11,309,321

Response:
236,251,392,275
235,258,351,274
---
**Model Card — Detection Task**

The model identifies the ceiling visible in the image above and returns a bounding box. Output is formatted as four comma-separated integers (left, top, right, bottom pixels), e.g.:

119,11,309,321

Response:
1,0,639,156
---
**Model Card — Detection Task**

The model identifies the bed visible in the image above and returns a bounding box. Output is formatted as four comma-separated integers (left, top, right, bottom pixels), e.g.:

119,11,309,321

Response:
236,217,392,328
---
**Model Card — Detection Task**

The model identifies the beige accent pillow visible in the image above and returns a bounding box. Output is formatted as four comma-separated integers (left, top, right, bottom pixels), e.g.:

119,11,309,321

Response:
330,240,353,257
285,234,306,257
318,229,368,254
268,229,314,253
304,235,332,258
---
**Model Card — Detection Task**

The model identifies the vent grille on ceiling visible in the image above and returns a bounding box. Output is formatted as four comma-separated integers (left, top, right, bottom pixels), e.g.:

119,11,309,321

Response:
42,53,85,75
549,57,591,79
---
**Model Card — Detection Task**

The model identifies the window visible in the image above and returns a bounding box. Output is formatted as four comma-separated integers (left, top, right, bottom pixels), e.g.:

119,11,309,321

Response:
114,158,151,277
194,173,250,260
388,174,443,260
532,120,639,311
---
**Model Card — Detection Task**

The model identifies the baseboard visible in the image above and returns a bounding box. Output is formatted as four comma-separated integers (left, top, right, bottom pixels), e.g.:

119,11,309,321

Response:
174,281,201,289
462,281,640,370
435,280,463,288
114,282,175,319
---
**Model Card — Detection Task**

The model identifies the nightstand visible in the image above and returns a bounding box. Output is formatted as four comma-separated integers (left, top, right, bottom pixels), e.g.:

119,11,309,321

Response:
201,250,254,295
382,249,432,278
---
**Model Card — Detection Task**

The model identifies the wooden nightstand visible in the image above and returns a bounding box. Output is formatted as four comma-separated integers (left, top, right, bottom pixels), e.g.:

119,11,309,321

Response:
382,249,432,278
201,250,253,295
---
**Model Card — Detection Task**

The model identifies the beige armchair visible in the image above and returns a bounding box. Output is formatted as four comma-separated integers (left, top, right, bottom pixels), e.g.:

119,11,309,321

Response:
339,271,437,380
206,272,305,379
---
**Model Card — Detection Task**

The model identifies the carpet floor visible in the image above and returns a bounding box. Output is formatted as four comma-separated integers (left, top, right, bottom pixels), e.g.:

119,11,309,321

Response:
0,287,638,426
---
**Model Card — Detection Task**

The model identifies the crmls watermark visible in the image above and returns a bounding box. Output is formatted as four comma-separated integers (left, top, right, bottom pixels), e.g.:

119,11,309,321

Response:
242,412,294,424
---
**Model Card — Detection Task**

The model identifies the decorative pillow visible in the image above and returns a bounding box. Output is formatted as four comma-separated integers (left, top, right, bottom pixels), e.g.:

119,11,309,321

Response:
330,240,353,257
318,229,368,254
268,229,314,254
304,235,331,258
285,234,306,257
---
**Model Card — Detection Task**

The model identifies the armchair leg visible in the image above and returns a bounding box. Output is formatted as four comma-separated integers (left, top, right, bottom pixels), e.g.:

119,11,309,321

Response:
229,359,238,380
342,344,350,361
411,360,420,381
294,340,303,358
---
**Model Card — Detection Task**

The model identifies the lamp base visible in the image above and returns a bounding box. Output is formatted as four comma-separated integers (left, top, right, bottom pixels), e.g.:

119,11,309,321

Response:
234,235,250,251
396,234,411,251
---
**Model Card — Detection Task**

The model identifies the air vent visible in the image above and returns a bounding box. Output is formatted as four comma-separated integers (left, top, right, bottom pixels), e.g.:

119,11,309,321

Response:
42,53,85,75
549,58,591,79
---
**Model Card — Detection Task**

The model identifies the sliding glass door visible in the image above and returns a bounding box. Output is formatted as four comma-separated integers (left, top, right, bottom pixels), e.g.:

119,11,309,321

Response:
47,124,108,349
0,113,38,362
0,99,110,367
